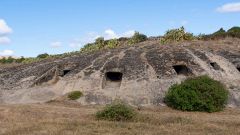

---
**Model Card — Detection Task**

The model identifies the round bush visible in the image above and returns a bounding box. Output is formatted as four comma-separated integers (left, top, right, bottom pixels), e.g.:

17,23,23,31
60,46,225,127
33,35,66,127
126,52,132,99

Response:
68,91,83,100
164,75,228,112
96,102,136,121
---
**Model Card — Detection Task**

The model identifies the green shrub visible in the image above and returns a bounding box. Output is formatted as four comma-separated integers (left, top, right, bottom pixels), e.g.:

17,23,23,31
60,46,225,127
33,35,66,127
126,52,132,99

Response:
81,32,146,52
106,39,119,49
203,26,240,40
80,37,106,53
160,27,195,44
15,57,25,63
128,32,147,45
96,102,136,121
68,91,83,100
164,75,228,112
0,57,14,64
204,28,227,40
37,53,49,59
213,28,226,35
227,26,240,38
0,56,27,64
95,37,105,48
80,43,98,53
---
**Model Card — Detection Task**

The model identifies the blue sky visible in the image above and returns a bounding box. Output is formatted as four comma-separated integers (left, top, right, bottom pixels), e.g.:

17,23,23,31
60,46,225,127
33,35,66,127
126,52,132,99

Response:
0,0,240,57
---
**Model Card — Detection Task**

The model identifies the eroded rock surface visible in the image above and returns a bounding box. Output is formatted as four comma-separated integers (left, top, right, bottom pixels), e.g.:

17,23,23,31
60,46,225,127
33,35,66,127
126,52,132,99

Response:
0,38,240,107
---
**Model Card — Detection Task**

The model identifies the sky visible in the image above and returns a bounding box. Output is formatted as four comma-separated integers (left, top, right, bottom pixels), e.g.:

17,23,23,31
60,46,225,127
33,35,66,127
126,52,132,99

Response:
0,0,240,57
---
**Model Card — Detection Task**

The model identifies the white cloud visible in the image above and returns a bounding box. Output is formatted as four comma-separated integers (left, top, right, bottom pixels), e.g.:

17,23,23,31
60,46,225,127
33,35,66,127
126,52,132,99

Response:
104,29,135,39
0,36,11,44
104,29,118,39
0,50,14,56
217,2,240,13
0,19,12,35
50,41,62,48
0,19,12,45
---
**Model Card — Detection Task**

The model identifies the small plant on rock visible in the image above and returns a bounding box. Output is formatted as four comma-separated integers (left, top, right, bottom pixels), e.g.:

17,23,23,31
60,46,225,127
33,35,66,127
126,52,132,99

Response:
96,101,136,121
68,91,83,100
164,75,228,112
106,39,119,49
95,37,105,48
128,32,147,45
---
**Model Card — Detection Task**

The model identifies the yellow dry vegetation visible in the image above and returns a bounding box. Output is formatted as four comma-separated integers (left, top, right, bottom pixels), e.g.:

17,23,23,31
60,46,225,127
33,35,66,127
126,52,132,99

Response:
0,102,240,135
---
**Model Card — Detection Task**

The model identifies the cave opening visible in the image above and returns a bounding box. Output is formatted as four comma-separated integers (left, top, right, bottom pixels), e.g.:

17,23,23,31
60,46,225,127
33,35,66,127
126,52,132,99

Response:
237,67,240,72
106,72,123,82
104,72,123,89
210,62,220,70
59,69,71,77
173,65,192,75
63,70,71,75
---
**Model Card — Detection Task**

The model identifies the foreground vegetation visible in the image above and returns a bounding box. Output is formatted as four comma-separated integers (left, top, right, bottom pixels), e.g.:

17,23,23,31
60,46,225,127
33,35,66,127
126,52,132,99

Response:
96,102,136,121
0,26,240,65
0,103,240,135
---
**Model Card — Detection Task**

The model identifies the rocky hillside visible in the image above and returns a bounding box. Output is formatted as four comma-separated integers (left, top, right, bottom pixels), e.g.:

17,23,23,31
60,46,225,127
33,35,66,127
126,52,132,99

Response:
0,38,240,107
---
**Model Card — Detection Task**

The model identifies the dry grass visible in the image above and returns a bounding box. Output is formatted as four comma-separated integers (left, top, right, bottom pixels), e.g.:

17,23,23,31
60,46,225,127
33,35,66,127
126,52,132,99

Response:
0,102,240,135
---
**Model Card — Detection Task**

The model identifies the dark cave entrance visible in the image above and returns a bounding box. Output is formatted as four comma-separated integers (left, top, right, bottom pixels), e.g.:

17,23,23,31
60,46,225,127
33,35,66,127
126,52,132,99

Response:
173,65,192,76
210,62,220,70
59,69,71,77
237,67,240,72
104,72,123,89
106,72,123,82
63,70,71,75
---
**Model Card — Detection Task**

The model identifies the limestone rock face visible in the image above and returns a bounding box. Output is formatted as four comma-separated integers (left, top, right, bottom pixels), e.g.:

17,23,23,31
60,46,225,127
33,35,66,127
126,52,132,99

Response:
0,38,240,107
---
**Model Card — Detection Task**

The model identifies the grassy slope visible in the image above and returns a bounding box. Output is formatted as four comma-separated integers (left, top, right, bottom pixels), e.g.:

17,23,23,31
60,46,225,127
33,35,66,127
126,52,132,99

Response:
0,102,240,135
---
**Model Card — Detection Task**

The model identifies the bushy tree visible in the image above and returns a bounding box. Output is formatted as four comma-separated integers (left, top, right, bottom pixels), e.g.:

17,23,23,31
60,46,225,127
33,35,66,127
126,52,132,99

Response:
0,57,7,64
80,37,106,53
37,53,49,59
0,57,17,64
15,56,25,63
95,37,105,48
80,43,98,53
164,75,228,112
160,26,195,44
227,26,240,38
213,28,226,35
205,28,227,39
203,26,240,40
